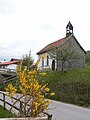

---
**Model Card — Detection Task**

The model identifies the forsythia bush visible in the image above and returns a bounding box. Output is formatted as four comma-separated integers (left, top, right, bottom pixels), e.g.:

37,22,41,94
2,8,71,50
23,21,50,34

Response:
5,60,55,117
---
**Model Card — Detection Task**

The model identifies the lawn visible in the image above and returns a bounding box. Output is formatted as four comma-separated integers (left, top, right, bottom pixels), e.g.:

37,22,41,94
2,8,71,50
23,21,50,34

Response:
0,105,15,118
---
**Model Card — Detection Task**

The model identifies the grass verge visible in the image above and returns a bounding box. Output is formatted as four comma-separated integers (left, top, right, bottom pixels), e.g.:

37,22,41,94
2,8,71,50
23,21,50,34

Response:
0,105,15,118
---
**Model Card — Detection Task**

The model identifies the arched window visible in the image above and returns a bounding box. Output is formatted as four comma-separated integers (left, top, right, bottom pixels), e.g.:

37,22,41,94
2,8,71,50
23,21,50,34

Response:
42,57,44,67
47,55,49,66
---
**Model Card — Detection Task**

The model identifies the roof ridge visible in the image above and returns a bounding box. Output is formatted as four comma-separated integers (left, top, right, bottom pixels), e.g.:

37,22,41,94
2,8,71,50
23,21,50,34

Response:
48,36,66,45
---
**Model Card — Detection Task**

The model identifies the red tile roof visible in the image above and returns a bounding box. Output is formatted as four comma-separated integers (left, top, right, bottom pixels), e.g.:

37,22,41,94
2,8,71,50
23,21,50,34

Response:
0,60,20,66
37,37,67,55
37,34,86,55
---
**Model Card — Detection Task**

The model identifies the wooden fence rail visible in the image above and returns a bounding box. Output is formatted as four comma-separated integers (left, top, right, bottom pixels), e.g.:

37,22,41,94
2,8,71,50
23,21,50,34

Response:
0,75,17,86
0,91,52,120
0,68,16,73
0,91,20,111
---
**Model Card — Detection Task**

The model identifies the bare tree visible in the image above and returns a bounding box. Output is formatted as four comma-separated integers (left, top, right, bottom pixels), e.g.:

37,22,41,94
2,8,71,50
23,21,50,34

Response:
22,50,34,70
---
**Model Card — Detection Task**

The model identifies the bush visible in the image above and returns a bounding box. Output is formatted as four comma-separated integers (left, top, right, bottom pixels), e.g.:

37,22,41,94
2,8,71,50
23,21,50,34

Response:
5,61,55,117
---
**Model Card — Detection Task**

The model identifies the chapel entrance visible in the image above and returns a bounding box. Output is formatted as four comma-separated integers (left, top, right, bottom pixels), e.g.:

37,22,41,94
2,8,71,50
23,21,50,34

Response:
52,60,55,70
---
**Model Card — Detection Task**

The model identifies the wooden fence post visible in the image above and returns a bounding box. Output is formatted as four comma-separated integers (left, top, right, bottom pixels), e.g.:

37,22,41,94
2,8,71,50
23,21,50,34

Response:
43,112,52,120
3,93,5,109
20,101,23,115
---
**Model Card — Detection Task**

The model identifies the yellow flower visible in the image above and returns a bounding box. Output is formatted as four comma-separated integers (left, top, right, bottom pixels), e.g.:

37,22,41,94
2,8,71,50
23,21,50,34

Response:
50,92,55,96
43,54,47,59
39,95,44,98
46,100,51,104
20,86,26,94
5,83,17,97
34,102,39,106
42,57,44,62
45,88,50,92
39,72,46,76
37,68,42,71
28,70,36,75
35,62,38,67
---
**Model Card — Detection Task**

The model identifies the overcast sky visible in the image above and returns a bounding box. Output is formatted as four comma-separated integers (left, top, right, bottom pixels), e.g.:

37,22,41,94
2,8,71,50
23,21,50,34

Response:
0,0,90,61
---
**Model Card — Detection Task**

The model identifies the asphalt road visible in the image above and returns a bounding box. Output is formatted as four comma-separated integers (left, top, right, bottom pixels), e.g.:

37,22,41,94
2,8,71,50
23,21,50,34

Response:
0,91,90,120
48,100,90,120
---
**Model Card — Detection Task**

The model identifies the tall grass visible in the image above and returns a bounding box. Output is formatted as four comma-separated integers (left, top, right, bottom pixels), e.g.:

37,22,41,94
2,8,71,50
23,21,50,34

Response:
0,105,15,118
43,67,90,107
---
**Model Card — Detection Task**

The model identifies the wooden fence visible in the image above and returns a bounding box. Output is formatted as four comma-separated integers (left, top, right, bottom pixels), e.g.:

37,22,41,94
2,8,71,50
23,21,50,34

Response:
0,68,16,74
0,91,52,120
0,75,17,85
0,91,21,113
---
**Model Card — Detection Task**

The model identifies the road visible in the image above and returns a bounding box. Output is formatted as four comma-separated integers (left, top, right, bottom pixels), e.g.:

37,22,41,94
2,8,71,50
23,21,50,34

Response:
48,100,90,120
0,91,90,120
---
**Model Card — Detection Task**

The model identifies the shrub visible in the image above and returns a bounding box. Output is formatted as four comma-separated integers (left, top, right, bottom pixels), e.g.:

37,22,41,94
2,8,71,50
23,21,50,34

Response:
5,60,55,117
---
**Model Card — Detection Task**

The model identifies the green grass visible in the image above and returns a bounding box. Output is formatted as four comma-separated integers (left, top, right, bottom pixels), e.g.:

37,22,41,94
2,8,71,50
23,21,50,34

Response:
41,66,90,107
0,105,15,118
0,78,19,91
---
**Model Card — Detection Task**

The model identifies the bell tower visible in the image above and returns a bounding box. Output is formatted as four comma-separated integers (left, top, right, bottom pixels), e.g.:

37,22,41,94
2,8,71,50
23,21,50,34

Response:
66,21,73,37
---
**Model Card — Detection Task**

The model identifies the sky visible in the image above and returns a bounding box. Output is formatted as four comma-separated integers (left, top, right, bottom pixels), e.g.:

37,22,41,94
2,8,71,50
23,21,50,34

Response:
0,0,90,62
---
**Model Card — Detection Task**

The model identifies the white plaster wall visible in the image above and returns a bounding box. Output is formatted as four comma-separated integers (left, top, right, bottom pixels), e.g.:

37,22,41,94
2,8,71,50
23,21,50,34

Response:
37,53,57,70
7,64,18,70
37,53,52,69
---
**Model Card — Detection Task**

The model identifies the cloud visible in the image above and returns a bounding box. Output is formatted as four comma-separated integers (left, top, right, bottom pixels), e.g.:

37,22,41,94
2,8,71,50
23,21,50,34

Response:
0,0,18,15
0,0,90,62
39,22,54,31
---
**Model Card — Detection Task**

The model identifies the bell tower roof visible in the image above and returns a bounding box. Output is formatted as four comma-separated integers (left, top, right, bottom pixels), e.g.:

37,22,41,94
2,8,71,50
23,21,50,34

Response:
66,21,73,36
